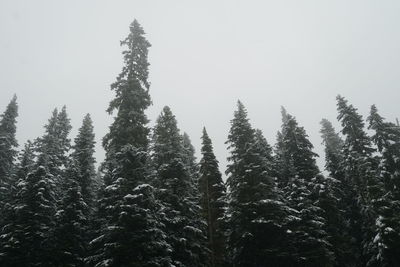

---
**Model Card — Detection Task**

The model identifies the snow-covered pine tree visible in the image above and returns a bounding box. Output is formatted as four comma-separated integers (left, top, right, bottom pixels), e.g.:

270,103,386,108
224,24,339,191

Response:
320,119,344,179
283,175,335,266
274,107,319,186
225,101,293,266
89,19,172,267
367,105,400,266
53,162,89,267
319,119,355,266
35,106,72,195
199,127,227,267
72,114,96,208
336,95,378,266
0,155,57,266
273,108,333,266
102,19,151,159
182,132,199,183
152,106,209,267
0,95,19,226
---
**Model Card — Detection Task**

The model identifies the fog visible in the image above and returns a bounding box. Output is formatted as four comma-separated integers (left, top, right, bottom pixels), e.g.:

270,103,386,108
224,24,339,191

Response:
1,0,400,174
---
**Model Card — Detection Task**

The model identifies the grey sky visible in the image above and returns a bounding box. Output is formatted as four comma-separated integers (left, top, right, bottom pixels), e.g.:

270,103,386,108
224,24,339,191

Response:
1,0,400,174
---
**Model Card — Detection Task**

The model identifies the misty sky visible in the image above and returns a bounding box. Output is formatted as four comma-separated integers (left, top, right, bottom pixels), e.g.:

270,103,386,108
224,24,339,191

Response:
1,1,400,174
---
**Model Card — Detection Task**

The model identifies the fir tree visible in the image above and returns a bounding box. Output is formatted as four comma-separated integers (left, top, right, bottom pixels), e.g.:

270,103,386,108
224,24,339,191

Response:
102,19,151,156
225,101,293,266
320,119,344,179
72,114,96,207
199,127,227,267
90,19,172,267
53,163,89,267
336,95,378,266
89,146,171,267
0,157,57,266
152,106,209,267
0,95,18,183
367,105,400,266
283,176,334,266
274,107,319,186
0,95,19,225
35,106,72,192
182,132,199,181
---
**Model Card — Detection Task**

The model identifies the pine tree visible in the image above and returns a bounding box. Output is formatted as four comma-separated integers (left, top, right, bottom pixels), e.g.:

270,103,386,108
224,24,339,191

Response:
0,95,19,226
319,120,355,266
320,119,344,179
0,95,18,182
72,114,96,207
283,175,334,266
90,19,172,267
53,163,89,267
182,132,199,180
199,127,227,267
367,105,400,266
274,107,319,186
0,156,57,266
102,19,151,157
336,95,378,266
152,106,209,267
36,106,72,192
225,101,293,266
89,146,172,267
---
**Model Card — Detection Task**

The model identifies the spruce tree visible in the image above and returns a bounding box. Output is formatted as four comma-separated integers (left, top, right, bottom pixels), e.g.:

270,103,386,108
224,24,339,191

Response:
0,156,57,266
320,119,344,179
199,127,227,267
367,105,400,266
90,19,171,267
35,106,72,193
72,114,96,207
336,95,378,266
0,95,18,183
0,95,19,225
319,120,355,266
102,19,151,157
152,106,209,267
225,101,293,266
53,163,89,267
274,107,319,186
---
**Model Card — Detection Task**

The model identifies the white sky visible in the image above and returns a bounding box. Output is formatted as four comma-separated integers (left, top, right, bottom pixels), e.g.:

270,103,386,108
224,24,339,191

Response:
1,1,400,175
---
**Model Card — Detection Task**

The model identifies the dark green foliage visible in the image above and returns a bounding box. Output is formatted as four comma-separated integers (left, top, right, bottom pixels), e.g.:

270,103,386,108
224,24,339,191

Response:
226,101,293,266
103,19,152,155
72,114,96,207
274,107,319,186
320,119,344,179
366,105,400,266
0,158,56,266
35,106,72,190
199,127,227,267
152,106,209,267
0,95,19,224
283,176,334,267
0,95,18,182
53,164,89,267
90,146,172,267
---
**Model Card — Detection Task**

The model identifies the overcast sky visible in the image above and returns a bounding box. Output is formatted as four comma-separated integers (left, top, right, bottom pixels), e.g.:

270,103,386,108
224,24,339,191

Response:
1,0,400,174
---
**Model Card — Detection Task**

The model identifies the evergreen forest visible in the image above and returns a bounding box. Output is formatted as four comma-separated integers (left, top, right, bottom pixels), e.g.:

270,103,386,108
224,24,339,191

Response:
1,19,400,267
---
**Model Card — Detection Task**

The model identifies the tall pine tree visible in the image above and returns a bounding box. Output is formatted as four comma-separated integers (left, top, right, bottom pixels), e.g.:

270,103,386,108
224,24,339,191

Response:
0,95,19,225
90,19,171,267
152,106,209,267
199,127,227,267
367,105,400,266
226,101,293,266
72,114,96,207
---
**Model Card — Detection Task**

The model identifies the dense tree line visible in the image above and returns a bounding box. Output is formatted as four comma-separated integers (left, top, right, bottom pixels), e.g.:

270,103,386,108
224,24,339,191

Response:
0,19,399,267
